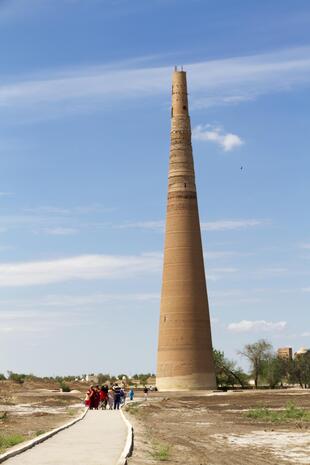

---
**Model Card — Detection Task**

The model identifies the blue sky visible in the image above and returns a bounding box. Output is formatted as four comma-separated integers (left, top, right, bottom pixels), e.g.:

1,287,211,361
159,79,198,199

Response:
0,0,309,376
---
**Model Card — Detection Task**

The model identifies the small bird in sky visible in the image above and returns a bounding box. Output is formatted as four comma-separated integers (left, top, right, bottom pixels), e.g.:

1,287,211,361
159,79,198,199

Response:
240,166,243,171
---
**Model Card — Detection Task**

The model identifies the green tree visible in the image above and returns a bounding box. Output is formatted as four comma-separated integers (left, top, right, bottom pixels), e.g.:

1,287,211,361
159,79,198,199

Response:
289,353,310,388
63,376,76,382
239,339,273,388
97,373,111,385
130,373,152,385
261,356,287,388
213,349,248,388
7,372,26,384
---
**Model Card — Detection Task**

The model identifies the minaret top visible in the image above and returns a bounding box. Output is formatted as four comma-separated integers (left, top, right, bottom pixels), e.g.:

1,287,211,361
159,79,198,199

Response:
172,67,188,117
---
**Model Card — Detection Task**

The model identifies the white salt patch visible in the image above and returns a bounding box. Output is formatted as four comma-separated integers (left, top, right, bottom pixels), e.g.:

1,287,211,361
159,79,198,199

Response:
0,403,82,416
180,421,212,426
226,407,285,413
212,431,310,464
195,421,212,426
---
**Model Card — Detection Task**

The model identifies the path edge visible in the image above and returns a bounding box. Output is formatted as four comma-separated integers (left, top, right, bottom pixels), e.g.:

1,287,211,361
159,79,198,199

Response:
118,406,134,465
0,408,88,463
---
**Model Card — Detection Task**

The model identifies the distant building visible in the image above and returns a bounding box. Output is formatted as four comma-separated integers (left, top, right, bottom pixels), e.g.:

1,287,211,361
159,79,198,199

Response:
277,347,293,361
295,347,310,358
86,374,98,384
146,376,156,385
129,378,140,386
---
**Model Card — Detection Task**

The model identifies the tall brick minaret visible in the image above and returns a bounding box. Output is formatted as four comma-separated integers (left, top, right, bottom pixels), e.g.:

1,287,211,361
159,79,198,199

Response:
156,69,216,391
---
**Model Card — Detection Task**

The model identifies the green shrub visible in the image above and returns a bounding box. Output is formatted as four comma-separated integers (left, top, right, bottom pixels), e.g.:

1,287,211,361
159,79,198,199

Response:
0,434,25,452
246,401,310,422
60,382,71,392
150,443,171,461
35,430,45,436
125,402,140,416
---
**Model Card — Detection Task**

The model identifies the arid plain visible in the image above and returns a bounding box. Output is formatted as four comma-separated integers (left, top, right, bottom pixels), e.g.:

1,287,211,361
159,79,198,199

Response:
1,380,310,464
0,379,85,453
125,389,310,465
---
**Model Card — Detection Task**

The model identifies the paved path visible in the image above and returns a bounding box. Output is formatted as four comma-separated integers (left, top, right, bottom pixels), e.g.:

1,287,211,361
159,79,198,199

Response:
5,410,128,465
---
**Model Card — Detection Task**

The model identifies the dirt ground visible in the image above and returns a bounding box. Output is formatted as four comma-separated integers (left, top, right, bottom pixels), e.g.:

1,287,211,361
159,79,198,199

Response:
0,379,86,450
125,389,310,465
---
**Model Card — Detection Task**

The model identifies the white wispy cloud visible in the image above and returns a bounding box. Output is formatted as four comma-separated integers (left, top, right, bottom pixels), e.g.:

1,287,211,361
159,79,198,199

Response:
206,267,238,282
0,209,268,237
301,331,310,337
23,206,71,215
0,326,36,334
205,251,242,259
192,124,244,151
300,243,310,249
0,292,160,311
116,220,165,231
117,218,267,232
0,0,151,24
227,319,287,333
0,192,13,197
0,245,13,251
0,291,161,333
0,252,238,287
253,267,288,278
0,316,91,334
0,204,111,235
209,288,280,308
0,253,162,287
42,292,160,307
209,267,238,274
24,204,109,215
1,46,310,118
43,227,78,236
201,219,267,231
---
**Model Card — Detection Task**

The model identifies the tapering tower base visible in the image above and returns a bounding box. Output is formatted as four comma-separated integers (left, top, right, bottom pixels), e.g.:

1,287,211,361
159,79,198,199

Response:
157,372,216,391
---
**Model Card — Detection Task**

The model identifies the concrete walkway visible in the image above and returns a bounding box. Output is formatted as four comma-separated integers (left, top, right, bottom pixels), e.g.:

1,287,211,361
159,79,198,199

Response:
5,410,128,465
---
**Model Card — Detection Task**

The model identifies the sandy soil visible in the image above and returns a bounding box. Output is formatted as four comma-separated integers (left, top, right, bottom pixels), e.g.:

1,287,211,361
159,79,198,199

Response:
0,380,86,449
125,389,310,465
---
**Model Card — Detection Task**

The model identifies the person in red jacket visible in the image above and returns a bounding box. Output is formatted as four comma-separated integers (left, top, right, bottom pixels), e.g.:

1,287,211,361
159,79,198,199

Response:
92,385,100,410
87,386,95,409
99,385,108,409
84,387,92,407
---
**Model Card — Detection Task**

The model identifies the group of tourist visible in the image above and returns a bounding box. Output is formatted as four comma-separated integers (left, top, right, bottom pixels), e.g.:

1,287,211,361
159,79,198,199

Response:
85,384,135,410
